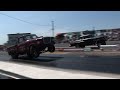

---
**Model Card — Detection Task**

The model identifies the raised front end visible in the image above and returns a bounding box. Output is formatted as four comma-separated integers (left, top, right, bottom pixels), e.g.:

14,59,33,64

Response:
42,37,55,52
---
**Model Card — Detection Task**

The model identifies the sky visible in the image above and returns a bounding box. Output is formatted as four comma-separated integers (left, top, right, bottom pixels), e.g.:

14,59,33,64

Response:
0,11,120,45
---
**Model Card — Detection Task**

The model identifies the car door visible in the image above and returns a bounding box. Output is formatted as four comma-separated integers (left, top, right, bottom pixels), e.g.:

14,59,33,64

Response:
17,37,26,54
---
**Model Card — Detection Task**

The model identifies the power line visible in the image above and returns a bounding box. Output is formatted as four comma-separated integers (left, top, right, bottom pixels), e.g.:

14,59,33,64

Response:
0,12,51,27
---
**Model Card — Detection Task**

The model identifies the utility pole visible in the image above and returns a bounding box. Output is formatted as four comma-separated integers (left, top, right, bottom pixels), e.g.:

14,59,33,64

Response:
51,21,54,37
93,27,96,36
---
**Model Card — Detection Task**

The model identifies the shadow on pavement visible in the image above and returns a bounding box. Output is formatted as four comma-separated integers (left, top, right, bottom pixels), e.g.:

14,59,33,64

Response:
0,69,31,79
10,56,63,67
9,55,120,75
54,56,120,75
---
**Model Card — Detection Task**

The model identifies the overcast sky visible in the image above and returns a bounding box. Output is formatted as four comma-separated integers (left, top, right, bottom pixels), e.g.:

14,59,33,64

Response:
0,11,120,45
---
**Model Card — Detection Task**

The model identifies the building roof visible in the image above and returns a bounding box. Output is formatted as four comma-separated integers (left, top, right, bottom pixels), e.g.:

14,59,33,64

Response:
8,33,31,35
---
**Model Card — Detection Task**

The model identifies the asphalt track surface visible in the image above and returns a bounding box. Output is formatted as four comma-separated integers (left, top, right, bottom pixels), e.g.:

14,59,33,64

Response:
0,51,120,78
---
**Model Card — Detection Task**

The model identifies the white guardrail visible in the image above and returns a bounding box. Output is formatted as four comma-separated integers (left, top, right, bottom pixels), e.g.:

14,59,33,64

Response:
100,45,118,47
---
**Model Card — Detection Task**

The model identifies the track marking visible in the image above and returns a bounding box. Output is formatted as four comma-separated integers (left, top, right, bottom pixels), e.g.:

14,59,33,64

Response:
44,52,70,54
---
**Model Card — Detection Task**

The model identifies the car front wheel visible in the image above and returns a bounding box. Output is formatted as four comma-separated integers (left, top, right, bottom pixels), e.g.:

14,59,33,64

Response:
48,45,55,53
28,46,40,58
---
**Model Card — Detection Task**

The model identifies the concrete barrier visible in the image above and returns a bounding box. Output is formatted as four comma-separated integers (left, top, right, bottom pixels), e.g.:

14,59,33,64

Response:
55,48,84,52
101,45,118,47
55,45,120,52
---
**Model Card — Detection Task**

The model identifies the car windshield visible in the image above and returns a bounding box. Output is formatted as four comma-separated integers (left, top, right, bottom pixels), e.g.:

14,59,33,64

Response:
25,35,37,40
25,36,31,40
32,35,37,39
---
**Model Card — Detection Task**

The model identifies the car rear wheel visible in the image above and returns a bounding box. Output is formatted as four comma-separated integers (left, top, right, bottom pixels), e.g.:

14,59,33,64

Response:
11,54,19,59
75,43,85,48
80,44,85,48
101,41,106,45
97,42,101,49
75,44,80,48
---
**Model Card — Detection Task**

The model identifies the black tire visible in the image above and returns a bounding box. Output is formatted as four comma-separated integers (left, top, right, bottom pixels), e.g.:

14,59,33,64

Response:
76,43,85,48
48,45,55,53
11,54,18,59
101,41,106,45
97,42,101,49
75,44,80,48
80,44,85,48
28,46,40,58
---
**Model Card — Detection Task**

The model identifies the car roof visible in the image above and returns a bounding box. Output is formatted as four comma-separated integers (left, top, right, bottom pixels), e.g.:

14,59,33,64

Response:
80,34,91,37
19,34,37,38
